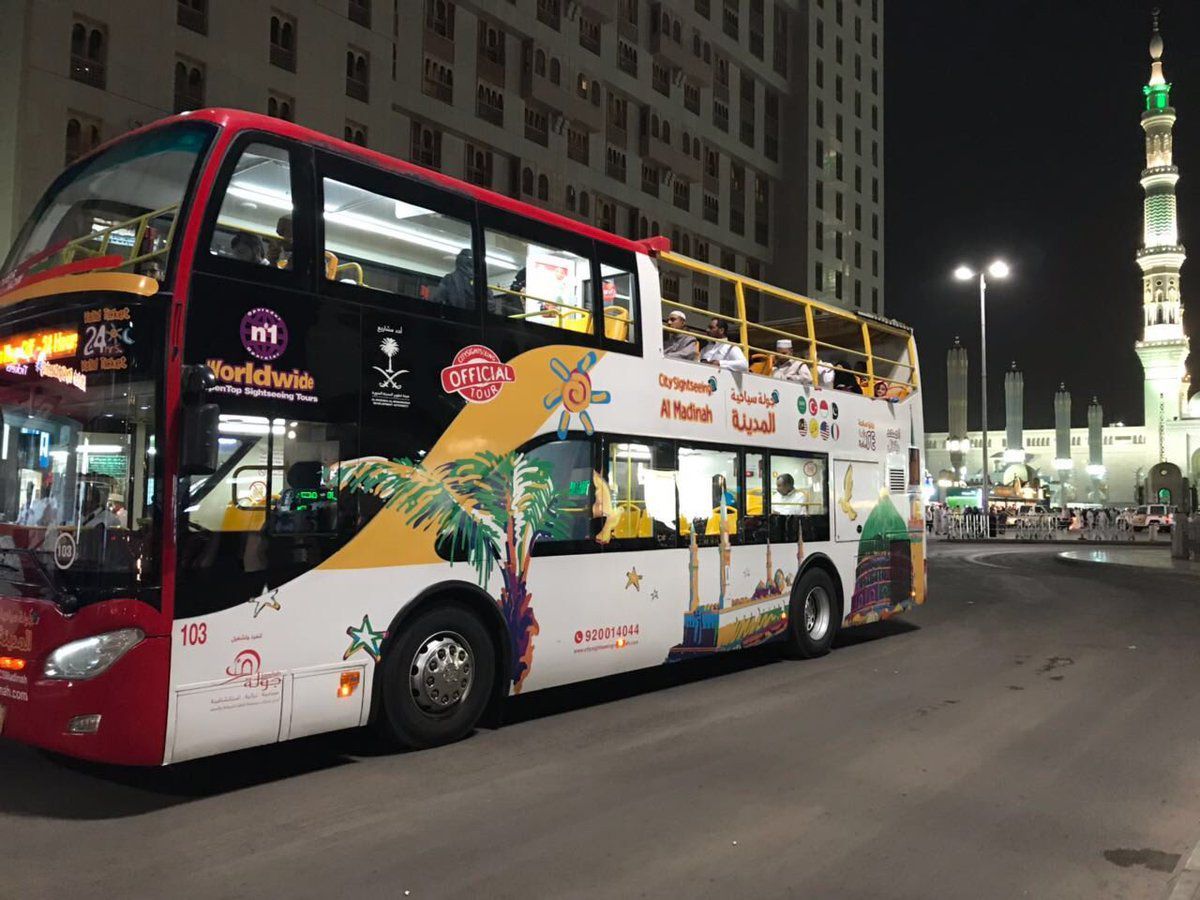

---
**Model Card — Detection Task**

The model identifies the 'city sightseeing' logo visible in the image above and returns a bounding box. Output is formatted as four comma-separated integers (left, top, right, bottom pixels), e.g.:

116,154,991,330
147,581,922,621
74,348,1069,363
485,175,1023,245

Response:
440,345,516,404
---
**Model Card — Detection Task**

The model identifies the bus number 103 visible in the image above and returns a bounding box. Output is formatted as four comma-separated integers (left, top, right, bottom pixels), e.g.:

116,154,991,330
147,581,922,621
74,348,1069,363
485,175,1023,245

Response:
180,623,208,646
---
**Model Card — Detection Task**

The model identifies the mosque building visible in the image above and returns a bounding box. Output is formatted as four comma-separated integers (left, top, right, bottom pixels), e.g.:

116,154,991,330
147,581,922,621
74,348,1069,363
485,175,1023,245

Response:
925,10,1200,508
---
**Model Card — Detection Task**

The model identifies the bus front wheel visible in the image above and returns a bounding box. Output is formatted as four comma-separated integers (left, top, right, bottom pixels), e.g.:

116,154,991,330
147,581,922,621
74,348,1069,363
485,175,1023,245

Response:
783,568,839,659
376,602,496,750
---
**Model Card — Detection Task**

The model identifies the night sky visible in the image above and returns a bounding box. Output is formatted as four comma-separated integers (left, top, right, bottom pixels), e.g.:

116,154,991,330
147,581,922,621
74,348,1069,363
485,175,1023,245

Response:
885,0,1200,432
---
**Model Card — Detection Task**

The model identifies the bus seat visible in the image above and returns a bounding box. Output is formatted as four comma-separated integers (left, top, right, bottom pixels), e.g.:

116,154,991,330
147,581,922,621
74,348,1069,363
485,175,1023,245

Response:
705,507,738,535
604,306,630,341
750,353,774,376
562,311,592,333
746,488,763,516
613,503,642,539
679,515,691,536
323,251,339,281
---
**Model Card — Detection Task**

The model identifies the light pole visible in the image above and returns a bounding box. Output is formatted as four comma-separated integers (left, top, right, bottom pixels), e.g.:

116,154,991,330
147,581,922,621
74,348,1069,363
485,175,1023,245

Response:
954,260,1010,513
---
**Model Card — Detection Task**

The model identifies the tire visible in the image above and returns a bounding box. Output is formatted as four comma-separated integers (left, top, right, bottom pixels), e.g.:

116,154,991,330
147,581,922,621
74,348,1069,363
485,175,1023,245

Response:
782,567,840,659
375,601,497,750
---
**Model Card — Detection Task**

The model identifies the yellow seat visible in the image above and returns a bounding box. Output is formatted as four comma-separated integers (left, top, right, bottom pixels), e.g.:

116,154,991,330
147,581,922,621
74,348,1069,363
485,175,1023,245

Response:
604,306,631,341
749,353,774,376
746,488,763,516
562,311,592,333
613,502,652,539
705,506,738,536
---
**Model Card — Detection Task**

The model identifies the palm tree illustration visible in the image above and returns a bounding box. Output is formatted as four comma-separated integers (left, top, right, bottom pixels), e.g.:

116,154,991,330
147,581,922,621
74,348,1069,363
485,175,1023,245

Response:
335,451,564,692
379,337,399,373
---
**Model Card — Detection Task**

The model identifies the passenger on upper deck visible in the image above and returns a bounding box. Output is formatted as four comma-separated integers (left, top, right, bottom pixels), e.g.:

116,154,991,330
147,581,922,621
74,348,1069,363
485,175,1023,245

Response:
231,232,266,265
663,311,699,360
699,319,748,373
773,339,833,386
267,215,293,269
431,249,475,309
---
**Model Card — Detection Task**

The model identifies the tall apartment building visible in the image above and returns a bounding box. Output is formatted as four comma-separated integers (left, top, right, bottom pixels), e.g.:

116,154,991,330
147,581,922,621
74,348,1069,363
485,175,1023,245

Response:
0,0,883,314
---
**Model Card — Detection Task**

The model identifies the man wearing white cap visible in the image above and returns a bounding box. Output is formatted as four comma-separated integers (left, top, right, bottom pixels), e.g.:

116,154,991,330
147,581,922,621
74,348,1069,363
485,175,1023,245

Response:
773,338,833,386
662,310,699,360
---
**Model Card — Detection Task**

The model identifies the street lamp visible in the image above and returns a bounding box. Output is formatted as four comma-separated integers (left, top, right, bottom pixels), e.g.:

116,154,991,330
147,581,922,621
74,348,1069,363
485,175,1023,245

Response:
954,259,1010,512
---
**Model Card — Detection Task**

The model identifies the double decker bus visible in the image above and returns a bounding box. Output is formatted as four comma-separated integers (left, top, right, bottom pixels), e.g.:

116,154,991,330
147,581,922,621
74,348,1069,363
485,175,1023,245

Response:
0,110,925,765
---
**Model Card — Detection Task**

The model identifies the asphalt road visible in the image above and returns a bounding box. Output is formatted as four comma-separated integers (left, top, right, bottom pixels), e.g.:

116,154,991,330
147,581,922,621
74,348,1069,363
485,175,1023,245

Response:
4,545,1200,899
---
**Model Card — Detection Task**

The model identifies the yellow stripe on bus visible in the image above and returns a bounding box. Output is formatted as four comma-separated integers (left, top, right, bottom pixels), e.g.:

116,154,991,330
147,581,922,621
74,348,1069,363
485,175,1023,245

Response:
319,345,606,571
0,272,160,308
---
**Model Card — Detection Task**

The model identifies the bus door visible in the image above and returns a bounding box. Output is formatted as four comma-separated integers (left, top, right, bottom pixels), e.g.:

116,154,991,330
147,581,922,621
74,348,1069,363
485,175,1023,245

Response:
832,458,880,542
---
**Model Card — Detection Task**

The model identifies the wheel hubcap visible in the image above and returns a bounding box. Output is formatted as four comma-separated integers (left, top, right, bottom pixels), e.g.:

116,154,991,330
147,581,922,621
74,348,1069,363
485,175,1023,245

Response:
409,631,474,715
803,586,831,641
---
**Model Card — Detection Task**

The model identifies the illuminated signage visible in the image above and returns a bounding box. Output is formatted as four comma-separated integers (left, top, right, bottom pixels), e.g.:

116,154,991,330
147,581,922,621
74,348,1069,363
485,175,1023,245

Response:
0,330,78,366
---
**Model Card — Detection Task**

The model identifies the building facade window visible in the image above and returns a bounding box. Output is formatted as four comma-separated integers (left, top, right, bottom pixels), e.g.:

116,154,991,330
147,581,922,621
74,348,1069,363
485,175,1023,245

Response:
267,92,294,121
426,0,455,39
173,58,206,113
344,121,368,146
348,0,371,28
270,12,297,71
410,121,442,168
69,19,107,89
476,83,504,125
64,113,102,166
346,48,369,101
422,56,454,102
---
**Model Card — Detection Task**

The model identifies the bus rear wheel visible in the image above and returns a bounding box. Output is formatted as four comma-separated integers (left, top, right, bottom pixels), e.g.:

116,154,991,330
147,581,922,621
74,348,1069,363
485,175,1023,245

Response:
783,568,839,659
376,602,496,750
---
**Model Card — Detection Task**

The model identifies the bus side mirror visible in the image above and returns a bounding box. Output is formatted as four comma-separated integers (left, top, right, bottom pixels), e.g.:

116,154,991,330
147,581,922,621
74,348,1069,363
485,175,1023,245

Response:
180,365,219,476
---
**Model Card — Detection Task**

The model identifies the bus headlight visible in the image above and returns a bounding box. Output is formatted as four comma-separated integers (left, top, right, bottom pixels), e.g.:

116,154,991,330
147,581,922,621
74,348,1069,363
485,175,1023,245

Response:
43,628,145,680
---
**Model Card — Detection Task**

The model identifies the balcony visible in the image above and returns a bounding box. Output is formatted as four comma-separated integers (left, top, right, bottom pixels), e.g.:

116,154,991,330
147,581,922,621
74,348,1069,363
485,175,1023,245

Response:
521,52,571,115
639,128,702,183
177,2,207,34
70,56,106,89
566,81,605,132
606,117,628,150
650,9,711,85
270,44,296,71
423,28,455,64
346,76,369,103
348,1,371,28
579,0,618,22
477,52,504,88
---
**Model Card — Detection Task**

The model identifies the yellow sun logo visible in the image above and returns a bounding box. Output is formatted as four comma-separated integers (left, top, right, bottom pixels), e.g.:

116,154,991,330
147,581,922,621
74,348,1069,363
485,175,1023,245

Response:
544,351,611,438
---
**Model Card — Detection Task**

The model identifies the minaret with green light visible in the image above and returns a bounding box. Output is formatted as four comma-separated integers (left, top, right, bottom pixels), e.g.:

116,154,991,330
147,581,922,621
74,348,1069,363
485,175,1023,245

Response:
1135,7,1190,453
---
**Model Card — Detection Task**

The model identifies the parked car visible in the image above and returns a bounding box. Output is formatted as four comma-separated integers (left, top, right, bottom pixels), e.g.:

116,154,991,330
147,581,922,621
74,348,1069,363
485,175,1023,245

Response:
1129,504,1175,531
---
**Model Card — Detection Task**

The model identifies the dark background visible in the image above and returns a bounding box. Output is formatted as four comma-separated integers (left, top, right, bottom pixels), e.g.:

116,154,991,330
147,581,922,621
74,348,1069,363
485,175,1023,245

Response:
885,0,1200,431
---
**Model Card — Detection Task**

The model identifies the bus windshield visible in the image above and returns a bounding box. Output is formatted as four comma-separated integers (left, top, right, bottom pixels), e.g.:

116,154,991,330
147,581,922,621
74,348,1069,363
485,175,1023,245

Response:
0,301,164,608
2,123,214,284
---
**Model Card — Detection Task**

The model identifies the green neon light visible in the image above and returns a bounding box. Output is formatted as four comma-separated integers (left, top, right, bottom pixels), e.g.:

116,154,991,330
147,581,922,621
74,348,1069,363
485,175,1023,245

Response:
1144,83,1171,112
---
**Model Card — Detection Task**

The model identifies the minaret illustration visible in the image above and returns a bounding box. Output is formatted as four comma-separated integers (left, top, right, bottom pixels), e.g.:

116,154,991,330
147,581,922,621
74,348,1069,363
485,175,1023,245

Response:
1134,8,1190,456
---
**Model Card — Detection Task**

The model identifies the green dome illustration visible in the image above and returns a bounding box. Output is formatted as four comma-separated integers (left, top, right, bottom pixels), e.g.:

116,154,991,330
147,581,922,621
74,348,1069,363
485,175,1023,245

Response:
859,491,907,546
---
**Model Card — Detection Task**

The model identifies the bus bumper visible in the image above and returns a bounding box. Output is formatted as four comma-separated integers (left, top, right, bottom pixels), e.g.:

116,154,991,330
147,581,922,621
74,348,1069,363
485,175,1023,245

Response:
0,596,169,766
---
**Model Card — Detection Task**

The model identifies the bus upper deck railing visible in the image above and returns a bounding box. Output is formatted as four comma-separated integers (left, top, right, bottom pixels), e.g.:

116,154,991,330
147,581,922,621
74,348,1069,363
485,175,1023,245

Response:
653,249,919,397
31,204,181,278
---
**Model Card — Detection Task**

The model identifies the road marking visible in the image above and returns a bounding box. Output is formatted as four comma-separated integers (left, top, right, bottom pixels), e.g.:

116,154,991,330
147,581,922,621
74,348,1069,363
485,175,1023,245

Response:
962,549,1030,570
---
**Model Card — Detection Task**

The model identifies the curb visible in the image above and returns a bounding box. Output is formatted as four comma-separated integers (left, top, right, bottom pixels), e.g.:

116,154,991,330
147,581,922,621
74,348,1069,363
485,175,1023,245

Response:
1053,550,1200,577
1167,837,1200,899
936,539,1170,547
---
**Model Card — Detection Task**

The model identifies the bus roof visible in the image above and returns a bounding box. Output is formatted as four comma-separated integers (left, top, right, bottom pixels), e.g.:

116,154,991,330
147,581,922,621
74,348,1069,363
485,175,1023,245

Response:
122,108,652,258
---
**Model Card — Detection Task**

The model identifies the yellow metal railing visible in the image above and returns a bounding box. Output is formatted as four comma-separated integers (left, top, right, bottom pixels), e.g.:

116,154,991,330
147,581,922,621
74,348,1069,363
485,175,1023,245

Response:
50,204,181,276
655,249,919,396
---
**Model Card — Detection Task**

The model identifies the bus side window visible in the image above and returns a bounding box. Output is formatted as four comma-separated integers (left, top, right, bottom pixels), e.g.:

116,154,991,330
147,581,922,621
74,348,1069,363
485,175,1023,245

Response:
524,437,597,556
208,143,296,270
769,453,830,543
320,175,476,308
678,445,740,548
597,247,641,351
603,439,678,547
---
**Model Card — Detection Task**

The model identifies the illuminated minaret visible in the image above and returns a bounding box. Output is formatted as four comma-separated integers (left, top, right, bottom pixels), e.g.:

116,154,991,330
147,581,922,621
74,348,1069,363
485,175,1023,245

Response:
946,338,969,472
1003,362,1025,464
1134,8,1190,451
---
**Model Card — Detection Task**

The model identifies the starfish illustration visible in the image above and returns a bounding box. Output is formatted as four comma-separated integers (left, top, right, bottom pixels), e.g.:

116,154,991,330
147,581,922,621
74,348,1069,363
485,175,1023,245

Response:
625,567,643,591
650,589,660,602
343,615,386,662
248,584,281,618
